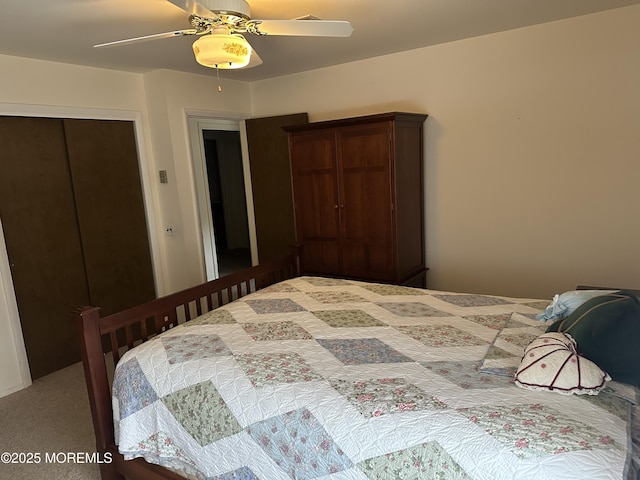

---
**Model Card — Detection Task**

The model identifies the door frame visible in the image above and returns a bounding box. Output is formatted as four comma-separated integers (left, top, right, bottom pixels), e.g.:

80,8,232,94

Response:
187,116,258,281
0,103,163,394
0,219,30,395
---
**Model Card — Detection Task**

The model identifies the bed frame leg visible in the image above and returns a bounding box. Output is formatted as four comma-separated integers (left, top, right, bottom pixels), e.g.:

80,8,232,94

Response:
99,461,125,480
75,306,125,480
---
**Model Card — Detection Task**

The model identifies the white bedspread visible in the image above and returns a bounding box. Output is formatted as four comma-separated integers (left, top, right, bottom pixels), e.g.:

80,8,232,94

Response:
112,277,634,479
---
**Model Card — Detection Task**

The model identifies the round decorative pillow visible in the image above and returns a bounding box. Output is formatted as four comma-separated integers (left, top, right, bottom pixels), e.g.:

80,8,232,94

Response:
514,332,610,395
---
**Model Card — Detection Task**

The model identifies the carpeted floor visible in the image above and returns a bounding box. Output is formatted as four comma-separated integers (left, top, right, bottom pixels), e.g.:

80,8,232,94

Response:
0,250,250,480
0,362,101,479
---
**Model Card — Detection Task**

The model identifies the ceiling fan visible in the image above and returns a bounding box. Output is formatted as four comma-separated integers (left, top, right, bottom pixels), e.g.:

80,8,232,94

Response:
95,0,353,70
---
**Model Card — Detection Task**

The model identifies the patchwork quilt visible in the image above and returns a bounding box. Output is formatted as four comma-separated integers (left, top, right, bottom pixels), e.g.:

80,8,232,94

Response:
112,277,635,479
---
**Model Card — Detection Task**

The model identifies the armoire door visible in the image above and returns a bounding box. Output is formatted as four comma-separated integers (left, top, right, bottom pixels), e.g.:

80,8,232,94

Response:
0,116,155,379
289,130,341,275
338,123,394,281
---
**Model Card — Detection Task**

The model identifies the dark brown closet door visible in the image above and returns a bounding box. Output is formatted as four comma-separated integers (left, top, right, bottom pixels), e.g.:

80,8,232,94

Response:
245,113,308,262
0,117,155,379
0,117,91,379
289,130,341,275
64,119,156,316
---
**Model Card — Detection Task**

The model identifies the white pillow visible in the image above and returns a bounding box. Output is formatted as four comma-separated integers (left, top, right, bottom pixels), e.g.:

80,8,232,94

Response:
514,332,610,395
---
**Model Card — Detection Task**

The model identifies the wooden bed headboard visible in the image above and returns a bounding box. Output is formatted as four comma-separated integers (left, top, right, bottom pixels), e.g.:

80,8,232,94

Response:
577,285,640,296
74,250,301,480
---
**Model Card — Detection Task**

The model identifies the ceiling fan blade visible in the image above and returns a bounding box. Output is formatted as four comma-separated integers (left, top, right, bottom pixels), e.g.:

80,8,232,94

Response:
166,0,217,18
248,19,353,37
94,29,199,48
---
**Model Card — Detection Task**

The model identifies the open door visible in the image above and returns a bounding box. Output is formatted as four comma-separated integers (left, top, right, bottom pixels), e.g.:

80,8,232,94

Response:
245,113,308,262
189,117,253,280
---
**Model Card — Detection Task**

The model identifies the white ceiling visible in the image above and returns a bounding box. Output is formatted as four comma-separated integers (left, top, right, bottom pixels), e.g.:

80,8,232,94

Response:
1,0,638,82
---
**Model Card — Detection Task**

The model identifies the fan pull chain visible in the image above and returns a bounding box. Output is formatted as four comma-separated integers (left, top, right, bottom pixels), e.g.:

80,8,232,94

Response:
215,65,222,92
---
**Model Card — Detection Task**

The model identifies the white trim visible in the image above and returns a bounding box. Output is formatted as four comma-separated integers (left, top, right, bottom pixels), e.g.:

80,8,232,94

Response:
0,220,31,396
186,115,258,281
1,103,141,121
239,119,259,265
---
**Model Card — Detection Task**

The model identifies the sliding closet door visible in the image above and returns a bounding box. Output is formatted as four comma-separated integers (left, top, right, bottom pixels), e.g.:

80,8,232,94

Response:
0,116,156,379
0,117,91,379
64,119,155,315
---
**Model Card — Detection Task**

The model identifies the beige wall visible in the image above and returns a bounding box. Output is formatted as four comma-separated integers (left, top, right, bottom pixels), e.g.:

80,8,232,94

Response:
0,57,251,395
250,5,640,299
1,5,638,395
140,70,252,293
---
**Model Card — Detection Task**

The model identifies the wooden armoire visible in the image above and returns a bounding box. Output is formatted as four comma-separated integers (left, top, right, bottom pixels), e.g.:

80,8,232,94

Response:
285,112,428,286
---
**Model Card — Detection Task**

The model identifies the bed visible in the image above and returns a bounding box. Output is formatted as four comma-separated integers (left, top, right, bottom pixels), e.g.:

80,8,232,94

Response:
75,251,639,480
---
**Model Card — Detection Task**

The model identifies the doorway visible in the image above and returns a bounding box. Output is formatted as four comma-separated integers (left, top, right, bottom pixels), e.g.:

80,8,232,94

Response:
189,117,254,279
203,130,251,276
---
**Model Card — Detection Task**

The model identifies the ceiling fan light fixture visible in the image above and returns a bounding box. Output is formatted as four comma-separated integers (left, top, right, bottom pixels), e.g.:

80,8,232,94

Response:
192,32,251,69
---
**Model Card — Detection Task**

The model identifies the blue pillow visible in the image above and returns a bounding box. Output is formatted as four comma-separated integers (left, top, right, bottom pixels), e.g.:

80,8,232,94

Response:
536,290,617,321
545,291,640,386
